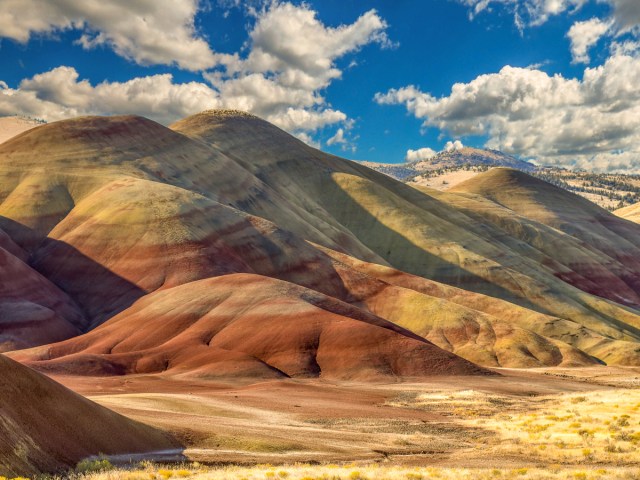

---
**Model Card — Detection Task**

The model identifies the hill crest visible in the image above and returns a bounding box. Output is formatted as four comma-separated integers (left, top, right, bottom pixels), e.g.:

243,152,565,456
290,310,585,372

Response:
413,147,536,172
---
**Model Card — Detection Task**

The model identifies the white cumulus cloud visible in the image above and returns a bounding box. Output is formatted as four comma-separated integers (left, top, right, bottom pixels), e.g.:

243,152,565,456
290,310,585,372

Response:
202,2,392,136
0,0,216,71
0,67,219,125
0,2,392,146
445,140,465,152
606,0,640,31
241,2,394,91
327,128,347,146
406,147,438,162
460,0,640,58
568,18,612,64
375,54,640,172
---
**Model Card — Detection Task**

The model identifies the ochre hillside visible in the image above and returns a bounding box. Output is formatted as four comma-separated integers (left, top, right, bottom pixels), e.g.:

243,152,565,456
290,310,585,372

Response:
0,115,486,377
171,111,640,365
16,274,487,380
0,354,175,477
3,111,640,374
0,228,84,352
450,168,640,305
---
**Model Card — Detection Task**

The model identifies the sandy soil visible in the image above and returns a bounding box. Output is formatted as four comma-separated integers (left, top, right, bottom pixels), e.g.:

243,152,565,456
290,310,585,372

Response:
0,116,42,144
410,170,480,190
46,366,640,469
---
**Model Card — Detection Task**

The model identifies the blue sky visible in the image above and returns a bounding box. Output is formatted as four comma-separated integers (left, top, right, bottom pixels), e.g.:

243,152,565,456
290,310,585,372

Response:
1,0,640,171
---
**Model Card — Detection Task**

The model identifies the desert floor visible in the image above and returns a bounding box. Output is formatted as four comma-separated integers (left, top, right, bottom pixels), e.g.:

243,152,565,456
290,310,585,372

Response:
48,366,640,475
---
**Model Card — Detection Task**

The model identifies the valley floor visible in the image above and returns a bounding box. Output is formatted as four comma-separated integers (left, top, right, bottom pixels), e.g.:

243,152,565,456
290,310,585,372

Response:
46,366,640,476
72,464,640,480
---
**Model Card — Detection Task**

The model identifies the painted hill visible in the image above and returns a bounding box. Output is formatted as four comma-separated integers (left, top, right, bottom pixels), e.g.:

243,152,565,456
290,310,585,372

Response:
0,241,84,352
4,111,640,373
171,112,640,366
0,354,175,477
451,167,640,292
16,274,487,380
0,114,487,377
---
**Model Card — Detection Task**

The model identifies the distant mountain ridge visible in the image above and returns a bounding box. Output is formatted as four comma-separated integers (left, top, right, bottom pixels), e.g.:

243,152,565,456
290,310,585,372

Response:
362,147,640,210
358,161,417,180
412,147,536,172
360,147,536,183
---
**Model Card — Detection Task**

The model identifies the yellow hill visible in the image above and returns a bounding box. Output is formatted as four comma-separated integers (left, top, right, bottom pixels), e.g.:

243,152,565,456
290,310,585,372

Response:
3,112,640,370
615,201,640,223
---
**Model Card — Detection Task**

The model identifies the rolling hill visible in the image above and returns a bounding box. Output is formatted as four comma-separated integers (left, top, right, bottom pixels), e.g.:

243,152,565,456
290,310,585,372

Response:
615,202,640,223
3,110,640,375
0,354,175,477
0,114,485,377
15,274,486,380
364,147,640,210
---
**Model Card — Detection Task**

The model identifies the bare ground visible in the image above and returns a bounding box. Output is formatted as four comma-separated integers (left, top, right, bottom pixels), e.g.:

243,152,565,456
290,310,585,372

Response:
45,366,640,469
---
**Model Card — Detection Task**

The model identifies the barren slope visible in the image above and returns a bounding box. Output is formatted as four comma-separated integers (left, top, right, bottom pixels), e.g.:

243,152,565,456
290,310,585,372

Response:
0,354,175,477
14,274,488,379
171,111,640,366
0,116,492,376
451,168,640,306
0,226,85,351
0,116,43,144
0,116,380,328
3,112,640,370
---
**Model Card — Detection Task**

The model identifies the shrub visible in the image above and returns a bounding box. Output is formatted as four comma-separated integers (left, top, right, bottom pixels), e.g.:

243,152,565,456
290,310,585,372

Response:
604,440,623,453
616,415,630,427
75,456,114,474
578,429,595,444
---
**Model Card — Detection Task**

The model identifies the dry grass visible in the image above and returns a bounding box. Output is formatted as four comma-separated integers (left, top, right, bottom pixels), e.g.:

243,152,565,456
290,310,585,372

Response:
388,388,640,467
200,435,305,453
8,383,640,479
63,463,640,480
